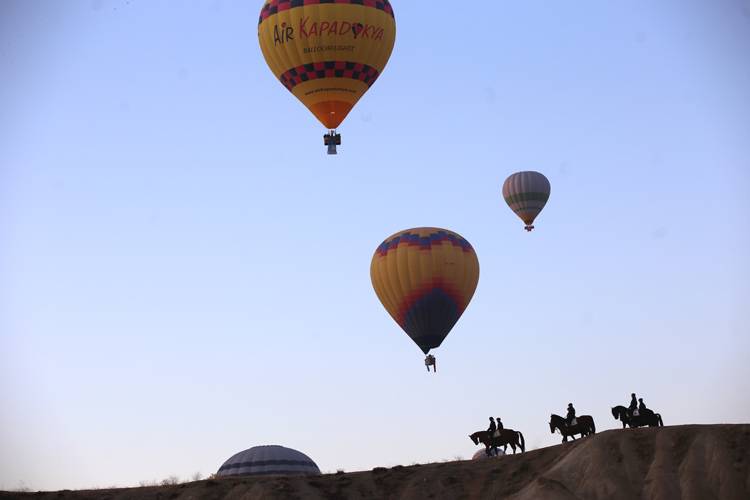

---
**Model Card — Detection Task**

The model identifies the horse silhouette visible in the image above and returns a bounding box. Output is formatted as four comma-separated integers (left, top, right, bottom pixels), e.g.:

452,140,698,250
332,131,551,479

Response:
611,405,664,428
549,414,595,442
469,429,525,456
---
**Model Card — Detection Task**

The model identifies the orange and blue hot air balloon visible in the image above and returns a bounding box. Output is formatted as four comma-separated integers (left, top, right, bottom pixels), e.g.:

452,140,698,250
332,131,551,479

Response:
257,0,396,153
370,228,480,370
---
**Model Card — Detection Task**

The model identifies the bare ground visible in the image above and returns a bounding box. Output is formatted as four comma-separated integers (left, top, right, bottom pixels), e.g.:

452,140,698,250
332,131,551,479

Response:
2,424,748,500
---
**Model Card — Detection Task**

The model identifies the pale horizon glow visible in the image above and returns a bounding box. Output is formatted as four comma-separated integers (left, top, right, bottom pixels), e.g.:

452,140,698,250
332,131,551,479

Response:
1,0,749,492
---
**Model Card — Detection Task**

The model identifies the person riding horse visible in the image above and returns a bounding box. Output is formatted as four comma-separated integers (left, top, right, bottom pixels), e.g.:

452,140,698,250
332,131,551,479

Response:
629,393,638,414
469,424,526,455
549,411,595,442
638,398,653,416
487,417,497,435
496,417,503,433
566,403,576,426
486,417,498,455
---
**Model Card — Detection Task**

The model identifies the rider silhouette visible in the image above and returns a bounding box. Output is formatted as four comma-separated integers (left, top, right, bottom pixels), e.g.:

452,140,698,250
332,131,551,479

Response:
629,393,638,412
566,403,576,426
487,417,497,436
486,417,498,455
496,417,503,433
638,398,649,414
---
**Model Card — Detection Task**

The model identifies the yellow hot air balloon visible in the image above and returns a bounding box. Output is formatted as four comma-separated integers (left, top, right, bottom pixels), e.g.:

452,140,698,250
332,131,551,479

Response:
370,228,480,372
258,0,396,153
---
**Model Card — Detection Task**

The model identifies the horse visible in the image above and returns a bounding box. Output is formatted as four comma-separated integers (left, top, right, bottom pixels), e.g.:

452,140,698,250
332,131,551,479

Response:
611,406,630,429
469,429,526,456
611,405,664,428
549,414,595,442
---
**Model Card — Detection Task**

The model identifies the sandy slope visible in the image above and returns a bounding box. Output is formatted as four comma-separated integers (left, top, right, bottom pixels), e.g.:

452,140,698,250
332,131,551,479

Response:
2,425,748,500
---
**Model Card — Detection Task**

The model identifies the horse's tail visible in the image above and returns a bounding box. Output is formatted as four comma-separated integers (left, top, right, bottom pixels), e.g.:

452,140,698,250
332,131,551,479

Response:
517,431,525,453
657,414,663,427
590,417,596,434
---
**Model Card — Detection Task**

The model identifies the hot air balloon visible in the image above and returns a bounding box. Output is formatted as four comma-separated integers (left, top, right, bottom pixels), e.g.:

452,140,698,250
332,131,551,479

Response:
217,445,320,477
502,171,551,231
472,448,505,460
258,0,396,154
370,228,479,372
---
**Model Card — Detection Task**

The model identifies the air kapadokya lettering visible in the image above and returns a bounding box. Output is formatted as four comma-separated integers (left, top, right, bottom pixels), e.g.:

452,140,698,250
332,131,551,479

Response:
300,18,385,40
273,22,295,45
272,17,385,43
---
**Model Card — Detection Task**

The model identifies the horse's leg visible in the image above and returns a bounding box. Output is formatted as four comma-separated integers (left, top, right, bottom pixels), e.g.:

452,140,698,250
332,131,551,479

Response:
510,443,516,454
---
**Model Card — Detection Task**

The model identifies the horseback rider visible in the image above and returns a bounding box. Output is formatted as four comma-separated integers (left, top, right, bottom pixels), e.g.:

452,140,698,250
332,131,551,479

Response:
496,417,504,434
487,417,497,436
629,393,637,412
638,398,651,416
486,417,499,455
566,403,576,426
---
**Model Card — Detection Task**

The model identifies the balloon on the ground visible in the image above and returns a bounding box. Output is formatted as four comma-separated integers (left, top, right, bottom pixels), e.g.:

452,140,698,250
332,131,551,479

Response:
502,171,551,231
370,227,480,355
472,449,505,460
217,445,320,477
258,0,396,130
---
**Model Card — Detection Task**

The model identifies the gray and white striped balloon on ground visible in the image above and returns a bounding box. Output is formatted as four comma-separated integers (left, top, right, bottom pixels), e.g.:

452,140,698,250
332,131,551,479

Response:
217,445,321,477
472,449,506,460
502,171,551,231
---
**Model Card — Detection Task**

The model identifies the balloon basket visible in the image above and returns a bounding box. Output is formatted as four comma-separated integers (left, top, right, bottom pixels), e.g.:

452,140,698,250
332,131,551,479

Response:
425,355,437,373
324,131,341,155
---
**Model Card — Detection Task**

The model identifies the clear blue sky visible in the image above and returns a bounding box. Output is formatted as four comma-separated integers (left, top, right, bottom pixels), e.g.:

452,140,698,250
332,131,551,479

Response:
1,0,749,491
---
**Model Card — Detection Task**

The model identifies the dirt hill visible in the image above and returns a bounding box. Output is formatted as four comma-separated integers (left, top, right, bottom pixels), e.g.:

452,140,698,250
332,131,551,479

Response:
2,424,748,500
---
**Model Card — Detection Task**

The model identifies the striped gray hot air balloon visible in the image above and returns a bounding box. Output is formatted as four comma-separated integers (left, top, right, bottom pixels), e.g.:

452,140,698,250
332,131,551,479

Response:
216,445,321,477
472,448,505,460
502,171,551,231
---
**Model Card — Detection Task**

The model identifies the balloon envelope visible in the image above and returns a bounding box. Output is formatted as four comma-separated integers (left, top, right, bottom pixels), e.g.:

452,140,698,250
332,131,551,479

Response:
472,449,505,460
370,228,480,354
217,445,320,477
258,0,396,129
502,171,551,230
